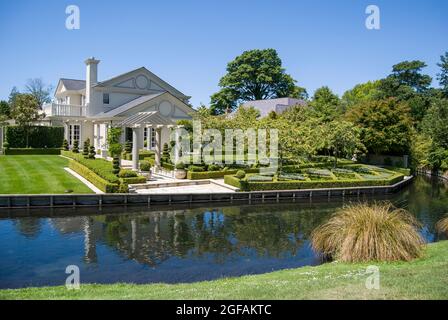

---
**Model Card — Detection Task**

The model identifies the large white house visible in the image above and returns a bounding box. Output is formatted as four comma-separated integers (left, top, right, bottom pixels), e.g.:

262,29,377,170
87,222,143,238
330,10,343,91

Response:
40,57,194,167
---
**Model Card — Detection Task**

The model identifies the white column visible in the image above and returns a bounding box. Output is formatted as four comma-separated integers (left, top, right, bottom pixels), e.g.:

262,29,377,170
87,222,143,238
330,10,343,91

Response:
64,122,69,141
132,126,141,171
145,127,150,151
95,123,101,150
155,126,162,169
174,128,180,164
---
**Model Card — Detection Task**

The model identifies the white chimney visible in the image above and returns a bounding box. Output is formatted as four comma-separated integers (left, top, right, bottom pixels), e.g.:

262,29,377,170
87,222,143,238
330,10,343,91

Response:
85,57,100,106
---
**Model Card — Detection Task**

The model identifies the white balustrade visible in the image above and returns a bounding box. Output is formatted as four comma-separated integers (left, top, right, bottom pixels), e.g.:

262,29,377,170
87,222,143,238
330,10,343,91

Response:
42,103,86,117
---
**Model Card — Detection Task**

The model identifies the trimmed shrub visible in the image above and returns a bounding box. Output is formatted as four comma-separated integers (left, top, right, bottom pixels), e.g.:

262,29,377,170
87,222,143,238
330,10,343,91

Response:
4,148,61,155
232,173,404,191
143,157,155,166
124,141,132,153
68,160,119,193
112,157,120,175
62,139,69,151
62,150,119,183
235,170,246,179
224,175,242,189
89,145,96,159
118,169,138,178
436,216,448,235
73,140,79,153
175,162,185,170
119,176,147,185
140,160,151,172
189,165,205,172
187,168,259,180
310,203,425,262
5,126,64,148
83,139,90,158
208,164,221,171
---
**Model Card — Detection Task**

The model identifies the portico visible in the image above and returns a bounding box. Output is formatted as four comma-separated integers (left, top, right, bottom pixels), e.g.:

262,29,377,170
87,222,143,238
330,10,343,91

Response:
119,111,179,171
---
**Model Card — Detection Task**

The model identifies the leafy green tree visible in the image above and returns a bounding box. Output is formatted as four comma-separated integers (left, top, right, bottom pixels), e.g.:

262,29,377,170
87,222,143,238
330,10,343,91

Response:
324,120,365,167
210,49,300,114
341,81,381,110
423,99,448,150
8,87,20,106
309,86,341,121
437,52,448,97
0,100,10,118
25,78,52,108
389,60,432,93
10,93,43,147
346,98,414,155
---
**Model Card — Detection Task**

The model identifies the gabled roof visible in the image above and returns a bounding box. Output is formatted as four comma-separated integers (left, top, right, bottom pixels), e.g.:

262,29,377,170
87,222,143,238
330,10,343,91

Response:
59,78,86,91
93,67,190,100
95,93,165,118
118,111,175,127
94,91,195,119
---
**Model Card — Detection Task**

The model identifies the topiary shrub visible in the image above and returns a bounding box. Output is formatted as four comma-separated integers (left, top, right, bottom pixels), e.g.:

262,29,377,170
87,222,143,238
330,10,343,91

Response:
140,160,151,172
118,169,138,178
72,140,79,153
310,203,425,262
436,216,448,236
89,145,96,159
83,139,90,158
175,162,185,170
62,139,69,151
112,158,120,175
235,170,246,179
3,141,9,150
188,165,205,172
208,164,221,171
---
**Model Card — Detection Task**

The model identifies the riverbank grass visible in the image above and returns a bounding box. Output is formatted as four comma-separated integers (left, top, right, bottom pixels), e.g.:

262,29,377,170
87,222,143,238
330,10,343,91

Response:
0,155,93,194
1,240,447,300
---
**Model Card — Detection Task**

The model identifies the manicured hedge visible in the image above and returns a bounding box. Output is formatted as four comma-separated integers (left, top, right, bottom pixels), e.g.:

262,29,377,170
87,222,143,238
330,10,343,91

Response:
122,150,155,161
68,160,119,193
4,148,61,155
225,173,405,191
187,168,260,180
119,176,147,185
5,126,64,148
62,151,119,183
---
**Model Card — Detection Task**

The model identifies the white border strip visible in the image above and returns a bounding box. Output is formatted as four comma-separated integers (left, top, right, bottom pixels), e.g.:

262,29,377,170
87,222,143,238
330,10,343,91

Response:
64,167,104,194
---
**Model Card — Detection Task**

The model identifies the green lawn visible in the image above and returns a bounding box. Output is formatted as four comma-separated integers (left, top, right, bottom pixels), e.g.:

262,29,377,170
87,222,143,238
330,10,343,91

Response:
1,241,447,300
0,155,93,194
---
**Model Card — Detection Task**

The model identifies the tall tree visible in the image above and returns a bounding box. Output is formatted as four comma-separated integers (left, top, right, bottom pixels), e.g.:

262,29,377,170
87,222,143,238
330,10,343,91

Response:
341,80,381,110
210,49,300,114
8,86,20,106
0,100,10,118
389,60,432,93
437,51,448,97
10,94,44,147
346,98,414,155
25,78,52,108
309,86,341,121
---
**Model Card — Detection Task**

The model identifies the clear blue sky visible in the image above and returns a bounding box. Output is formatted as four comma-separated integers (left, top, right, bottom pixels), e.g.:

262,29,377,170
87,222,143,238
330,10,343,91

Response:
0,0,447,107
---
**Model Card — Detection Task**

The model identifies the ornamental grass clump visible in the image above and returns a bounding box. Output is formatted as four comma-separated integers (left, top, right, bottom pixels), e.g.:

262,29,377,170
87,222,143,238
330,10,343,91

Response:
310,202,425,262
436,216,448,235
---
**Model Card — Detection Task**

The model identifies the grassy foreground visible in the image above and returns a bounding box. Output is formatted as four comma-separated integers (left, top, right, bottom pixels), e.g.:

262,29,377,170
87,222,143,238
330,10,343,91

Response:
1,241,447,300
0,155,92,194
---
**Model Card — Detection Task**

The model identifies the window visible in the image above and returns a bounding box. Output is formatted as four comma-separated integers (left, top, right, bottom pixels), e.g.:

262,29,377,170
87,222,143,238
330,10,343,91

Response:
144,128,156,149
69,124,80,146
103,93,110,104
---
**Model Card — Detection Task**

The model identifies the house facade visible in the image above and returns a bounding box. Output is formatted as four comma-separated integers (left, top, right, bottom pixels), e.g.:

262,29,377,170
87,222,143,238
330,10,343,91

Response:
41,57,194,160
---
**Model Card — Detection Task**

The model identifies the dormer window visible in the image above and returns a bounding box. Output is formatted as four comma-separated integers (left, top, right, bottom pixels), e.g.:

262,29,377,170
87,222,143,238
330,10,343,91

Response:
103,93,110,104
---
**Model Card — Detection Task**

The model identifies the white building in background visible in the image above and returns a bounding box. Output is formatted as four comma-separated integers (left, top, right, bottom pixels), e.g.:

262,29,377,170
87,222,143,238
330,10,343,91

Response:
41,57,194,158
240,97,306,117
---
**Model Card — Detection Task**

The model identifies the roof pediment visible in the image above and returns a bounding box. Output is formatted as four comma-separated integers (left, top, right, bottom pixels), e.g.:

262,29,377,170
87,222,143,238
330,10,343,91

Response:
94,67,189,101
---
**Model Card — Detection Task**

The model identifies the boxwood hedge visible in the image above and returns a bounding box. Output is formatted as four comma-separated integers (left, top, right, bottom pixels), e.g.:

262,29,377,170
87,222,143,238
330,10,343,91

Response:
5,126,64,148
68,160,119,193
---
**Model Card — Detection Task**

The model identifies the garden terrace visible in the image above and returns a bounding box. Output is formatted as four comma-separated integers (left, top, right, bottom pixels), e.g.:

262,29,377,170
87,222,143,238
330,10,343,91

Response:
225,164,407,191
